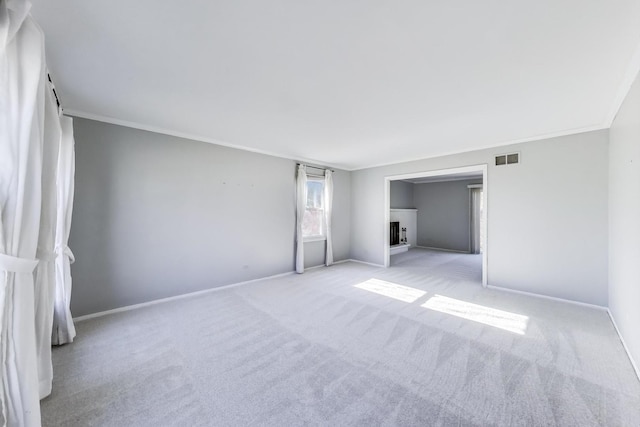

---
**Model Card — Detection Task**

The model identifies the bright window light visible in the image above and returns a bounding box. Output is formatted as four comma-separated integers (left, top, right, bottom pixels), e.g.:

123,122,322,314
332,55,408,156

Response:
421,295,528,335
302,178,325,240
354,278,427,303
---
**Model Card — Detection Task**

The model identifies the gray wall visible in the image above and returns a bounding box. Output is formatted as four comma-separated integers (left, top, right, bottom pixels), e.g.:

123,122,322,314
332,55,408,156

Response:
70,118,350,316
351,130,609,306
390,181,415,208
609,71,640,373
414,179,481,252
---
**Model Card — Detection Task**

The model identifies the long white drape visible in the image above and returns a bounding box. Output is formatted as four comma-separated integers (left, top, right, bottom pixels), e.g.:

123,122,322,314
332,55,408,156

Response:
323,169,333,266
33,81,61,399
295,165,307,273
51,115,76,346
1,1,46,425
470,187,482,255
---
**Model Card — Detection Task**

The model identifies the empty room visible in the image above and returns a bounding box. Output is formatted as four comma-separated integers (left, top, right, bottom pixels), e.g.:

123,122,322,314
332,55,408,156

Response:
2,0,640,426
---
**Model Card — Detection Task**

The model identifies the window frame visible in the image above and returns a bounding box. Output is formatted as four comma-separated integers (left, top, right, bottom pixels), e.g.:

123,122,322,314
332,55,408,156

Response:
302,177,326,242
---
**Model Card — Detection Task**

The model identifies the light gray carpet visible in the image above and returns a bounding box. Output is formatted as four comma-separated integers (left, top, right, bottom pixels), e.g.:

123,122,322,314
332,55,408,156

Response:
41,248,640,426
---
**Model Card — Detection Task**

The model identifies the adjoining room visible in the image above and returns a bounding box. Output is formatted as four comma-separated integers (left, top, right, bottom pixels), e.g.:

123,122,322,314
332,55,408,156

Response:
385,166,487,288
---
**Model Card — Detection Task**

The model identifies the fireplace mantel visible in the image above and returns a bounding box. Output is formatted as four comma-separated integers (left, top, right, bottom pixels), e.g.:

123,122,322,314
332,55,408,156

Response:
389,208,418,252
390,243,411,255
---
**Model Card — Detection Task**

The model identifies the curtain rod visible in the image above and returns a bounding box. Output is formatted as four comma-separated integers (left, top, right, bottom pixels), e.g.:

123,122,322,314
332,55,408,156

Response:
297,163,335,173
47,73,62,111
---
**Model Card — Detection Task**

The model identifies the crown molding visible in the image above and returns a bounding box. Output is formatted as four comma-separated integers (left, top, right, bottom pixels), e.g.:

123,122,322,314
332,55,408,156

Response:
63,109,350,171
65,109,609,172
604,37,640,127
356,124,608,171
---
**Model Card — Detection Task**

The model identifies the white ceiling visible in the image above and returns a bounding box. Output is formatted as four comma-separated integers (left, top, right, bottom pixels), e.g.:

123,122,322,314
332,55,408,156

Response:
31,1,640,171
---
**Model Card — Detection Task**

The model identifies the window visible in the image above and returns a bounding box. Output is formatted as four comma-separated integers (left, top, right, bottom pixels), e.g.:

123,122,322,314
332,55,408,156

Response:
302,178,325,241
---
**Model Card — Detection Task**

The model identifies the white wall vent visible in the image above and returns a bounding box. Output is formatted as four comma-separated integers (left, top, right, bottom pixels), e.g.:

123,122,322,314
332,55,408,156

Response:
495,152,520,166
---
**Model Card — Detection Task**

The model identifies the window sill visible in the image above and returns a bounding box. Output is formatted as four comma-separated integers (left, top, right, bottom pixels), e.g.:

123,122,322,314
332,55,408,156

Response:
303,236,327,243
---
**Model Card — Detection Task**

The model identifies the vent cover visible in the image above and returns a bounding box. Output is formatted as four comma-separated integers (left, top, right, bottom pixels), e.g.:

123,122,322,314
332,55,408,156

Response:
495,152,520,166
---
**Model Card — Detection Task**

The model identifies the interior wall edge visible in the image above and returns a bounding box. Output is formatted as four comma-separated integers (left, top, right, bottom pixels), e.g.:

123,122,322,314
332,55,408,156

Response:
607,309,640,381
604,37,640,126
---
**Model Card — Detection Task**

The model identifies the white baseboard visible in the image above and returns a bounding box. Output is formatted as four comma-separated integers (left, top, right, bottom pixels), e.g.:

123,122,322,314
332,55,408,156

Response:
606,309,640,381
305,259,352,271
72,258,640,385
75,259,362,322
486,285,607,311
345,259,385,268
73,270,295,322
416,246,470,254
485,286,640,377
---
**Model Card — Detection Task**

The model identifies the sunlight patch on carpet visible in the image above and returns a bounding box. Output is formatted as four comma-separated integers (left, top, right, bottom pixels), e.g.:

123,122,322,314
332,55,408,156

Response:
354,278,427,303
422,295,529,335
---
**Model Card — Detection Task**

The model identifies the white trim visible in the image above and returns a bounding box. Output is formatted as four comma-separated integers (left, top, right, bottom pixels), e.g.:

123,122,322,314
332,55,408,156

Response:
73,259,361,321
486,285,607,311
415,245,470,254
408,175,483,185
357,125,607,171
485,286,640,378
607,309,640,381
604,37,640,126
73,270,295,322
384,180,391,266
305,259,352,270
467,184,483,189
64,109,349,171
385,165,489,183
65,110,610,173
482,167,488,286
303,236,326,243
390,208,418,212
384,164,488,287
390,243,411,255
346,259,386,268
305,264,327,271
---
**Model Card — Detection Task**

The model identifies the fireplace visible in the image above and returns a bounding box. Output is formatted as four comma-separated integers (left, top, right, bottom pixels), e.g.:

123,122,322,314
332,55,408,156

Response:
390,221,400,246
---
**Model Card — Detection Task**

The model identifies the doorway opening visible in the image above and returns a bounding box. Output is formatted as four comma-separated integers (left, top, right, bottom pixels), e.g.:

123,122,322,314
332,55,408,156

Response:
384,164,488,286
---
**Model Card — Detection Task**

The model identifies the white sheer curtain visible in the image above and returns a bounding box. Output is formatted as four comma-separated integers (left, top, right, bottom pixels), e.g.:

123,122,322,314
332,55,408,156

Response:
33,80,61,399
295,165,307,273
470,187,482,255
323,169,333,266
1,1,46,425
51,116,76,346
